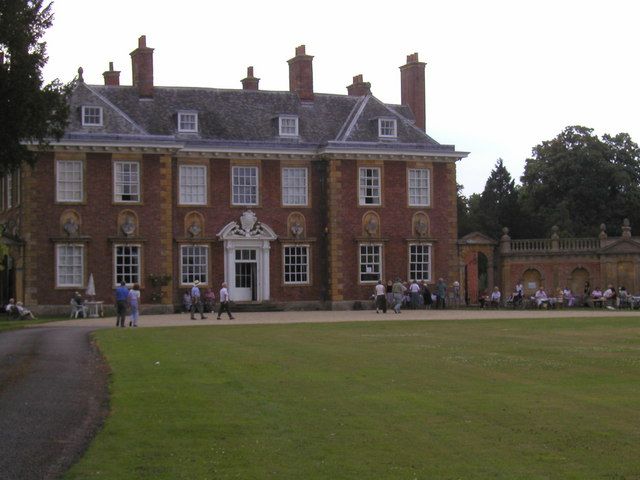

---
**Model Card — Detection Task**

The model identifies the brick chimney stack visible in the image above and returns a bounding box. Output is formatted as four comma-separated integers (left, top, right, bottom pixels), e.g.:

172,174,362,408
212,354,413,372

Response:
241,66,260,90
400,52,426,131
346,74,371,96
130,35,154,98
103,62,121,86
288,45,314,101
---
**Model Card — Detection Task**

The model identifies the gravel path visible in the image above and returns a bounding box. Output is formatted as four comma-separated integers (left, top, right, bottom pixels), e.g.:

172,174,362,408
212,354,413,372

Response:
0,326,109,480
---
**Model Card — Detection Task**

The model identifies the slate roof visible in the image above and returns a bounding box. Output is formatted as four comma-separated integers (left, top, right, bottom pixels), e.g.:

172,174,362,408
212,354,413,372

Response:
64,82,463,156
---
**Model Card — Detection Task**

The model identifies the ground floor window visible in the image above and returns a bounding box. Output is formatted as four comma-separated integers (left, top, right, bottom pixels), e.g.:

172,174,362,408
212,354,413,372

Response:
283,245,309,284
360,244,382,283
114,244,140,286
56,244,83,287
181,245,208,285
409,243,432,281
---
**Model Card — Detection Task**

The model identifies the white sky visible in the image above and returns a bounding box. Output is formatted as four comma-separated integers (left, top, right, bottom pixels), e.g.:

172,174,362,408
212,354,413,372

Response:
42,0,640,196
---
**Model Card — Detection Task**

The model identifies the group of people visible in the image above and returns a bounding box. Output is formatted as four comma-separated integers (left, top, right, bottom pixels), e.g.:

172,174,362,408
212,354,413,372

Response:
114,282,141,327
374,277,454,314
4,298,37,320
183,280,234,321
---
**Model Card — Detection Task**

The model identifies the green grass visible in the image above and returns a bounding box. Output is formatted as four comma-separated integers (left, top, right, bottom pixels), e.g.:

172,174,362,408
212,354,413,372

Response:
66,317,640,479
0,316,66,332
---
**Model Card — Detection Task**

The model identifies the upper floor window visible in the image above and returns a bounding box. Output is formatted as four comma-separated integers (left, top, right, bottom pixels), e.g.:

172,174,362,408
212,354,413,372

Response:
279,116,299,136
178,112,198,133
359,167,381,206
56,160,83,203
82,106,103,126
378,118,397,138
282,167,308,206
5,174,12,209
408,168,431,206
114,161,140,203
179,165,207,205
232,166,258,205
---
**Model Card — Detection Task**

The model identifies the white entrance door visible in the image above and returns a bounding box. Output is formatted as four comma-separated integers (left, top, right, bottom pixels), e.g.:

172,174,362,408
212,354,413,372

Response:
234,249,257,301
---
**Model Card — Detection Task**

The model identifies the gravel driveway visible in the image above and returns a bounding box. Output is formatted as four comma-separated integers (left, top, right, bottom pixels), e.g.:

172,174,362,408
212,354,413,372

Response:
0,326,109,480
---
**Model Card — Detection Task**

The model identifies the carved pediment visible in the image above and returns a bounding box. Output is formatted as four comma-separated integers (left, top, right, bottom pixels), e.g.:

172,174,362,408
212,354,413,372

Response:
217,210,277,241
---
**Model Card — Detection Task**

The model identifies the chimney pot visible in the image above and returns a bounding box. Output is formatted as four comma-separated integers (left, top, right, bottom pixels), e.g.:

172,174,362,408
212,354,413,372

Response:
288,45,314,101
241,65,260,90
346,74,371,97
400,52,426,131
130,35,154,97
103,61,121,86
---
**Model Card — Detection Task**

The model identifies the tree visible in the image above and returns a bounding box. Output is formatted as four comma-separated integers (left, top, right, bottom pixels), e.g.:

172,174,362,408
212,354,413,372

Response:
519,126,640,237
473,159,521,239
0,0,71,174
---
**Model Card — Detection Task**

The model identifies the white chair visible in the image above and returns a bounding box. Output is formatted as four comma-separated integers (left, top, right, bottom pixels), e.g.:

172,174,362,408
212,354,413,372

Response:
70,300,88,319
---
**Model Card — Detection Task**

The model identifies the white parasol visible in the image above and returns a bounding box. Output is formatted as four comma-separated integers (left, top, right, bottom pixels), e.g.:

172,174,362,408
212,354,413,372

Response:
86,273,96,298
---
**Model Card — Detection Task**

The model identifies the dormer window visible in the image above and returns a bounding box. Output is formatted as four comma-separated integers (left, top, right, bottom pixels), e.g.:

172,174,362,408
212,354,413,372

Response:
279,116,299,136
178,111,198,133
378,118,397,138
82,106,103,126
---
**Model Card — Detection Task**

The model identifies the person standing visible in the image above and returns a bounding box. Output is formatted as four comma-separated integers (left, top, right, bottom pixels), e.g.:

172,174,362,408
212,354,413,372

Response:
128,283,141,327
421,280,433,309
409,279,421,309
436,278,447,309
392,278,405,314
190,280,207,320
374,280,387,313
217,282,235,320
115,281,129,327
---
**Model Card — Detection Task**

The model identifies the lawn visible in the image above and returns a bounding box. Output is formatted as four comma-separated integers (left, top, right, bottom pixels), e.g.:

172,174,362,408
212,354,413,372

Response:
65,317,640,479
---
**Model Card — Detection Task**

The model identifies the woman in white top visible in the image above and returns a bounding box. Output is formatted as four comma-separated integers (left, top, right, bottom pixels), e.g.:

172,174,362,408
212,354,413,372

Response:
128,283,141,327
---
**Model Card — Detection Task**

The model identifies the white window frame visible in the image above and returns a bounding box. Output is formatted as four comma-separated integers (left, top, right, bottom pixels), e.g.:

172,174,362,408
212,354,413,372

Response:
283,244,310,285
179,165,207,205
282,167,308,206
279,116,299,136
178,111,198,133
114,244,141,286
359,243,382,283
180,245,209,286
359,167,381,206
408,243,432,282
56,160,84,203
56,244,84,287
82,106,103,126
378,118,397,138
408,168,431,207
232,166,259,206
113,161,140,203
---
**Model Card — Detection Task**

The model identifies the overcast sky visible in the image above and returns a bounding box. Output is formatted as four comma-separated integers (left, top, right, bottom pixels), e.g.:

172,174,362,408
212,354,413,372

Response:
42,0,640,196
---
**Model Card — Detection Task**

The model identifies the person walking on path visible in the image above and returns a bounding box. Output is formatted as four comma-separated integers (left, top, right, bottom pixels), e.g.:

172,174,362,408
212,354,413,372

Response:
217,282,235,320
128,283,141,327
190,280,207,320
374,280,387,313
392,278,406,314
115,281,129,327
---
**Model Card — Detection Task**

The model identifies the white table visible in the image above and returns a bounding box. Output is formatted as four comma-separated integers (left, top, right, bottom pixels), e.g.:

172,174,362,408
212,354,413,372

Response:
85,301,104,318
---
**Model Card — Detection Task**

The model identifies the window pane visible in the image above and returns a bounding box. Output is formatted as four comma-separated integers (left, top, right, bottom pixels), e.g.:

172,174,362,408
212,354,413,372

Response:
115,245,140,285
57,161,83,202
57,245,83,287
181,245,208,284
408,169,430,206
232,166,258,205
359,167,381,205
409,244,431,281
282,167,308,205
284,245,309,284
114,162,140,202
359,244,381,282
179,165,207,204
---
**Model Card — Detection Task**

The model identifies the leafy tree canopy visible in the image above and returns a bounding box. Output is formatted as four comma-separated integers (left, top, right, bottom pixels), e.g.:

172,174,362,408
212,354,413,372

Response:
0,0,71,174
519,126,640,237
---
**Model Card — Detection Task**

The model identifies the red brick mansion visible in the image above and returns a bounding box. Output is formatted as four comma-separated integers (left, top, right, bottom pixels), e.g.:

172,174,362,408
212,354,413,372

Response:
0,36,467,313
